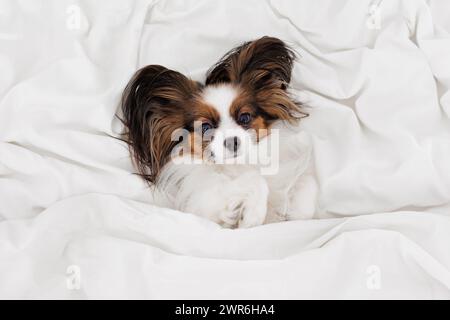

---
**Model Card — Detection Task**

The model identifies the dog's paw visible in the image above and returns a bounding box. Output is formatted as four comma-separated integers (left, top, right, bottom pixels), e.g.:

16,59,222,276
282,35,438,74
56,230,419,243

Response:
218,199,245,228
219,178,269,229
238,194,268,228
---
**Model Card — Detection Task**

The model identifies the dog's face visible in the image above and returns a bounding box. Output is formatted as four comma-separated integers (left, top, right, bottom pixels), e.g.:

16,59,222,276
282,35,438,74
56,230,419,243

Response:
121,36,305,183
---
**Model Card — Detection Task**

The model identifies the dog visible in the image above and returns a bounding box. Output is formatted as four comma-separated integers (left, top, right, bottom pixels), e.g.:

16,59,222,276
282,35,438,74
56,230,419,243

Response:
121,36,318,228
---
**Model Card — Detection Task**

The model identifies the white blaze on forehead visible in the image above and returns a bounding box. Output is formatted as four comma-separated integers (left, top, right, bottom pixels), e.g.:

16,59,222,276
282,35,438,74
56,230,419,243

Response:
201,84,254,162
201,84,238,122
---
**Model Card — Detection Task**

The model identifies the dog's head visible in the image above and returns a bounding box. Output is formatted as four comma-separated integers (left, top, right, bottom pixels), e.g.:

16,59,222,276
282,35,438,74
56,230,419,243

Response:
121,36,305,184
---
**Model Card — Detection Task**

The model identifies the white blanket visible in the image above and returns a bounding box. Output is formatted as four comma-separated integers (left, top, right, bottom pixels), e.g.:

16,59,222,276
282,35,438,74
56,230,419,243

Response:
1,0,450,299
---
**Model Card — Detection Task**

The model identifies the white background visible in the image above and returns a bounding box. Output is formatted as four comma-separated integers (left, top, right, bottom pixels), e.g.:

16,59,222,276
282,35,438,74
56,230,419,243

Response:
0,0,449,299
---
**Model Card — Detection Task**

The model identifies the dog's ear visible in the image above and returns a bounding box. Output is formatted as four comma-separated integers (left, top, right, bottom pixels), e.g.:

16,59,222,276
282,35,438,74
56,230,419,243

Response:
121,65,201,184
206,36,295,90
206,36,305,122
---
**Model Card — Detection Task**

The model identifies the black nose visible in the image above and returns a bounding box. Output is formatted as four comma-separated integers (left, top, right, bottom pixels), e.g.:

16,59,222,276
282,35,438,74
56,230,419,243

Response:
224,136,240,153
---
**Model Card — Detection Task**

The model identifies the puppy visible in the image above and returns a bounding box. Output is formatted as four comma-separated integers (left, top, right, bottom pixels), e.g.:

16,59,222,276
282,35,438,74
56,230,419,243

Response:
121,36,318,228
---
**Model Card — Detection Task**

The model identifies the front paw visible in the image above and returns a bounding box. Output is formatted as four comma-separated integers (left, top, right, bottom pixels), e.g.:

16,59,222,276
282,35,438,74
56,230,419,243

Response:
218,199,245,229
219,180,269,229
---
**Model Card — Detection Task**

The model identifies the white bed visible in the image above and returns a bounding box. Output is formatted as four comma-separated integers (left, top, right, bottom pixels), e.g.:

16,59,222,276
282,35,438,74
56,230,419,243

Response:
0,0,450,299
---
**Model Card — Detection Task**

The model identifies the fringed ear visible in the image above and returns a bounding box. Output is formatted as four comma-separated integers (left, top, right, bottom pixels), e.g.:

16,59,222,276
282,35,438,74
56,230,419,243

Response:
121,65,201,184
206,36,306,123
206,36,295,90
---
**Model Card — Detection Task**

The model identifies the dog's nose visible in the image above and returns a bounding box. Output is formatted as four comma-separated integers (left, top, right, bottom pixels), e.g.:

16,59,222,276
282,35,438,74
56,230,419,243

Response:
223,136,240,153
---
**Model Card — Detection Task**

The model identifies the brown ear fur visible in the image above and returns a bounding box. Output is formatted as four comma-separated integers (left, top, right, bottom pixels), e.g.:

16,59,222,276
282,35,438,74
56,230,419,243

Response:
206,36,306,123
121,65,201,184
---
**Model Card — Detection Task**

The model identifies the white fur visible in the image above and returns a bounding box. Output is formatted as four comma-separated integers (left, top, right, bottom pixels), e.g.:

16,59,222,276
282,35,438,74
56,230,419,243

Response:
154,84,318,228
202,85,254,162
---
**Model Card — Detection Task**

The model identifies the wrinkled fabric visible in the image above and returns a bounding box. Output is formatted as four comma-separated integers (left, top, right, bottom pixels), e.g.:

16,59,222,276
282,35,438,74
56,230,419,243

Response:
0,0,449,299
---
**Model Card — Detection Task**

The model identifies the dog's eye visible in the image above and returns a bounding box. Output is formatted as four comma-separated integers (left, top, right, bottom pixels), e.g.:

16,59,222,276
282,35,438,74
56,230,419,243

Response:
238,113,252,125
202,122,213,134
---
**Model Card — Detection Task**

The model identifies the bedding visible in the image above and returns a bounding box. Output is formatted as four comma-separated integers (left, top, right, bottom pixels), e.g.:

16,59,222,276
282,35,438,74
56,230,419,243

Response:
0,0,450,299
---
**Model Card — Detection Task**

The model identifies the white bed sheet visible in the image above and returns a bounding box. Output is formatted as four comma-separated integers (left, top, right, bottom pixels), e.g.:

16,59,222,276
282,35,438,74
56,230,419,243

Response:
0,0,450,299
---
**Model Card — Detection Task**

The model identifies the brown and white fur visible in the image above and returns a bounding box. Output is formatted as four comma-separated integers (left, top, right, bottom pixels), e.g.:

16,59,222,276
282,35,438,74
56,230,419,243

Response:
121,37,318,228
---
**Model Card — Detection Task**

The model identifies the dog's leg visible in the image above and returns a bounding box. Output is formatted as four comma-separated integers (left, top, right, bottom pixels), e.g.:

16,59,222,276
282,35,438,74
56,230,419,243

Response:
158,162,268,228
221,171,269,228
286,173,318,220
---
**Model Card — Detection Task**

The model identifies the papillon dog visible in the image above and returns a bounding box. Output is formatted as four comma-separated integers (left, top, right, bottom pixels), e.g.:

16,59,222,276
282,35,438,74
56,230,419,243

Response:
121,36,318,228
